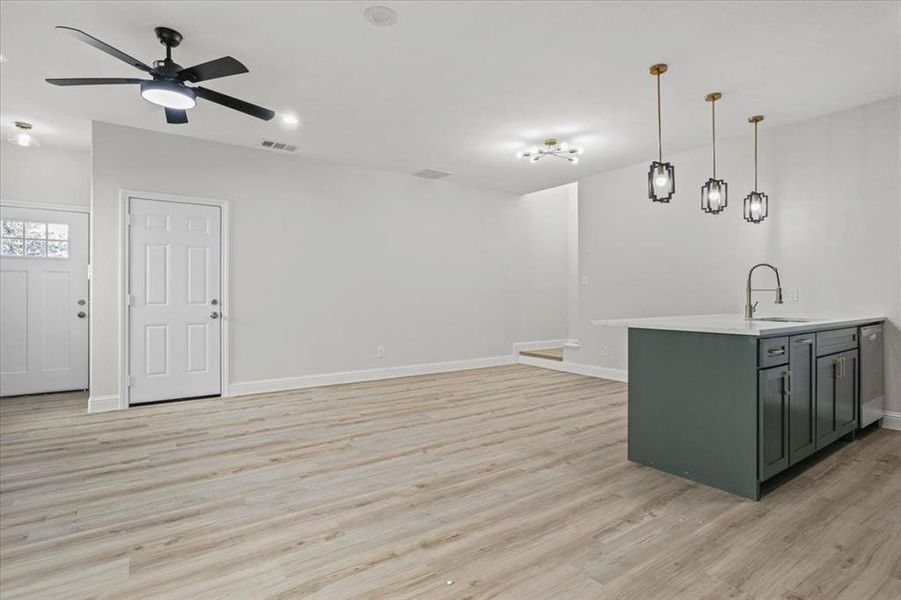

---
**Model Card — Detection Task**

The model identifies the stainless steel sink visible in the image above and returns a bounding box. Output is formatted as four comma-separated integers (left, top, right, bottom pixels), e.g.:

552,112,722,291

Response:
751,317,815,323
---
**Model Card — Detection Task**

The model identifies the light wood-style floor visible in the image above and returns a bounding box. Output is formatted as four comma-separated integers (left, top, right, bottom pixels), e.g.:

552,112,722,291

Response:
1,365,899,599
518,347,564,361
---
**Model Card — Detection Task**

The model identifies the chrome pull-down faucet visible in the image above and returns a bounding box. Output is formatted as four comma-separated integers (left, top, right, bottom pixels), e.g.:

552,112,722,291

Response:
745,263,784,319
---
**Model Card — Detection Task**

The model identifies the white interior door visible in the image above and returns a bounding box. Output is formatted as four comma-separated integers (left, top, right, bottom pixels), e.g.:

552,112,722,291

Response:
129,198,221,404
1,206,89,396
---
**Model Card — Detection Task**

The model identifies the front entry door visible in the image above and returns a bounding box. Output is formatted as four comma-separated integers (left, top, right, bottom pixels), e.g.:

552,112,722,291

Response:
0,206,89,396
129,198,221,404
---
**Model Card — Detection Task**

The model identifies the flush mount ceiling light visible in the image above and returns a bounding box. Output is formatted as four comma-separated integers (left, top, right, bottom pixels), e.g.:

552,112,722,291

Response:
647,63,675,203
364,6,398,26
744,115,769,224
516,138,584,164
701,92,727,214
281,113,299,126
7,121,39,147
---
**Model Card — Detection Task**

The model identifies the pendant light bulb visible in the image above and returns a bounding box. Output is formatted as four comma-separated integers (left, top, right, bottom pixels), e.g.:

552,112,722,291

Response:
743,115,769,224
701,92,727,214
647,63,674,202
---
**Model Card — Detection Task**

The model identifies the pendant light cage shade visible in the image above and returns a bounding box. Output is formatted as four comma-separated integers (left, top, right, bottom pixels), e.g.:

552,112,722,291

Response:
743,191,768,223
648,161,675,202
647,63,674,203
701,178,728,214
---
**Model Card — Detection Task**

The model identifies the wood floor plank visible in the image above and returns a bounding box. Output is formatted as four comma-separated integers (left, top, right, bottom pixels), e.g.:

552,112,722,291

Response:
1,365,899,599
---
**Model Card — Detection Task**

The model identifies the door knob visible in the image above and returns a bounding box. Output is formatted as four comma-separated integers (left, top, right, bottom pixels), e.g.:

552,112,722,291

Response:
77,311,87,318
210,311,220,319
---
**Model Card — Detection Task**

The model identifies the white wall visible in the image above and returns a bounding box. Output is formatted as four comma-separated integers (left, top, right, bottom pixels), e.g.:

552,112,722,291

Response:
0,143,90,206
91,122,569,401
570,129,773,375
573,97,901,411
513,183,574,343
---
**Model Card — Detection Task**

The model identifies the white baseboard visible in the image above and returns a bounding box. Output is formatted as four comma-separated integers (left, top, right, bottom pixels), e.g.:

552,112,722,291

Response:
88,394,124,413
881,411,901,431
229,355,516,397
512,339,572,353
517,355,628,382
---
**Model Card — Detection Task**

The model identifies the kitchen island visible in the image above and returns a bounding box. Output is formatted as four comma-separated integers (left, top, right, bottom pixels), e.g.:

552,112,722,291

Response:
592,314,885,500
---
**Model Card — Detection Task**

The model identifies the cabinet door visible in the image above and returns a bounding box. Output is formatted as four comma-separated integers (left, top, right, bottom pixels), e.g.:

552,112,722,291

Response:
759,366,790,480
835,350,858,434
788,335,816,465
816,350,858,449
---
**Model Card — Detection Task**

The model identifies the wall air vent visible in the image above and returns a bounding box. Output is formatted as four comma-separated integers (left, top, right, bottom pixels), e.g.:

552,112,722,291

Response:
261,140,298,152
412,168,452,180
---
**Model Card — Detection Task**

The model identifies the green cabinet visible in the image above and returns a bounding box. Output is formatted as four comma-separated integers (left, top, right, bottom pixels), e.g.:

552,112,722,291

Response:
816,349,858,448
787,335,817,464
759,366,790,480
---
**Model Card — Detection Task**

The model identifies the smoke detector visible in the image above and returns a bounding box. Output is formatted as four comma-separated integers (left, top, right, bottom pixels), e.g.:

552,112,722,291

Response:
364,6,397,26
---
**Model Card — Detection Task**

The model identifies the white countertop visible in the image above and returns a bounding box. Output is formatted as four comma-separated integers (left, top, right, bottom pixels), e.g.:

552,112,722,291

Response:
590,314,885,337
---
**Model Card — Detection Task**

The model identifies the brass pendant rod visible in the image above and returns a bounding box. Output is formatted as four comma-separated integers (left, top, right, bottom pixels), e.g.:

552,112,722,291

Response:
754,120,758,192
711,99,717,178
656,74,662,163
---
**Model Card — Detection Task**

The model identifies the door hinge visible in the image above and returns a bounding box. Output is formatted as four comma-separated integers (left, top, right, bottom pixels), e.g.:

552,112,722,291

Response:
126,214,133,226
86,264,93,280
127,375,135,388
125,293,134,307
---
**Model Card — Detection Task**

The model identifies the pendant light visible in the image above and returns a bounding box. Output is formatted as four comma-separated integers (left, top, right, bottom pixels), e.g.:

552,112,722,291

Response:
743,115,768,223
701,92,727,214
647,63,674,202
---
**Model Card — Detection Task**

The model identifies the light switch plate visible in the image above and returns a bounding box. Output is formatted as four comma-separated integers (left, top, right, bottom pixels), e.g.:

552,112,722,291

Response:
788,288,799,302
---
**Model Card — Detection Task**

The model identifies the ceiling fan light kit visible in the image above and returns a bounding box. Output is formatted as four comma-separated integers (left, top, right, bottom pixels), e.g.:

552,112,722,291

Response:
46,25,275,124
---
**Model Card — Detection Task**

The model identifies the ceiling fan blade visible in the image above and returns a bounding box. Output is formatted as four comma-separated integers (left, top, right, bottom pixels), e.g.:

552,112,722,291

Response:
46,77,145,86
56,26,153,73
165,108,189,124
194,86,275,121
178,56,248,83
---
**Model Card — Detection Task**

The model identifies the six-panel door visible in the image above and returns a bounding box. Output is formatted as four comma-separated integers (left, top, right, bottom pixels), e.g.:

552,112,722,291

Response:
128,198,222,404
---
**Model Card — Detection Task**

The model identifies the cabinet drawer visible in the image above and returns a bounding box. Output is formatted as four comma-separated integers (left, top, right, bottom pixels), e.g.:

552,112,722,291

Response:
816,328,857,356
759,337,789,368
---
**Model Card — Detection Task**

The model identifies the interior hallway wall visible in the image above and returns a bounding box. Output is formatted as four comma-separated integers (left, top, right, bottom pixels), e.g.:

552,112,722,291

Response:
1,143,90,207
91,122,570,405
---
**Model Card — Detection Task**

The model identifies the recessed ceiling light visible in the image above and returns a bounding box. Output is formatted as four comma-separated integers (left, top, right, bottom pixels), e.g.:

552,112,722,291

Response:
364,6,398,26
282,114,299,126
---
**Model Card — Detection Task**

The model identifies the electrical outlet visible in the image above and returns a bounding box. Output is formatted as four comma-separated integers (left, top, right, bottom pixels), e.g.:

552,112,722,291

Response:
600,345,609,358
376,346,385,358
581,275,589,286
788,288,799,302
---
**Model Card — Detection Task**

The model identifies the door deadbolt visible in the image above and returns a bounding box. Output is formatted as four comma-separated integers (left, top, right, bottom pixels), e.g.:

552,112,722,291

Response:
77,299,86,306
211,299,218,305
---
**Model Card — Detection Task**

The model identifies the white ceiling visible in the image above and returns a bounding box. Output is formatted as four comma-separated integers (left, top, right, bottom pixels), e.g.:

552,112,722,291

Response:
1,1,899,194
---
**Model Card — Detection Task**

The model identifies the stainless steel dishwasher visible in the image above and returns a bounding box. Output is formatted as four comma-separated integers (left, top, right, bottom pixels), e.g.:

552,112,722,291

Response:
858,324,885,428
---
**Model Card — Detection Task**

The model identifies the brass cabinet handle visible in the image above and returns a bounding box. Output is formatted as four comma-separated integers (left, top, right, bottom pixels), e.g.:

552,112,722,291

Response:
784,369,792,396
834,357,841,379
767,347,786,356
795,338,812,345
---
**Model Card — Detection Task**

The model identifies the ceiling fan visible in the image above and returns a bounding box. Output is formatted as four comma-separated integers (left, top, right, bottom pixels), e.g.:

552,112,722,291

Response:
46,26,275,124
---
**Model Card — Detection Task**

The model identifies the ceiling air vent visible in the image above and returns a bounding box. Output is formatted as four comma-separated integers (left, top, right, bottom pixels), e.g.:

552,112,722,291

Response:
412,168,452,180
261,140,298,152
